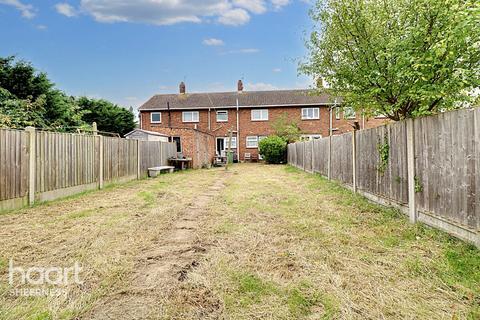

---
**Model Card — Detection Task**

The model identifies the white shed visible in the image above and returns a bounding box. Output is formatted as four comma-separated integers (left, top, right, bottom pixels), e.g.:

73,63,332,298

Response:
124,129,169,142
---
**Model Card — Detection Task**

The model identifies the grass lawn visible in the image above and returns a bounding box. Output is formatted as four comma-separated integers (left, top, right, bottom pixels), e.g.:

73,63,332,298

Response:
0,164,478,319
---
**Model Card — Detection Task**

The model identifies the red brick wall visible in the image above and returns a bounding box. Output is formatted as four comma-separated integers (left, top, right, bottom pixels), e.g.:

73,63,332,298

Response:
140,106,389,162
143,127,214,169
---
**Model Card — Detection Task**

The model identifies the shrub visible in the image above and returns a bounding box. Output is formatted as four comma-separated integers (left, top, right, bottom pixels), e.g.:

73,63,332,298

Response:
259,135,287,164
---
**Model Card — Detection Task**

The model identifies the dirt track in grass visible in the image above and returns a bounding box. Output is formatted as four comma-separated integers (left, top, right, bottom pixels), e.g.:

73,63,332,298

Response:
0,164,478,319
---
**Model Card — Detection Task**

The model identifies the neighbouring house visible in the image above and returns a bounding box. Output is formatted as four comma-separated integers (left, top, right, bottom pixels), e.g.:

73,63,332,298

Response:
124,129,170,142
138,80,388,166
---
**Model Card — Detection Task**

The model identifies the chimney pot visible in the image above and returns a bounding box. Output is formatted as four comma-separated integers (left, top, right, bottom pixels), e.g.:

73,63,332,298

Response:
179,82,186,94
237,80,244,92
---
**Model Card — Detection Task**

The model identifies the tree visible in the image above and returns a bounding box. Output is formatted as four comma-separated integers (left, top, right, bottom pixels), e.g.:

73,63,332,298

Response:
271,112,303,143
0,56,135,134
259,135,288,164
0,56,86,130
301,0,480,121
77,97,136,136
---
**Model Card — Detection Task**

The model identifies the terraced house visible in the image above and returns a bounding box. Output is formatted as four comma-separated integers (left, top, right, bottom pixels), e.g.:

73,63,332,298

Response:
138,80,387,167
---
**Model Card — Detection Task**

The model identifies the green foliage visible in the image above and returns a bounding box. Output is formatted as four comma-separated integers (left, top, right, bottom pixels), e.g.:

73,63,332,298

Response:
377,136,390,174
0,56,135,134
414,176,424,193
259,135,288,164
301,0,480,120
77,97,136,136
271,112,302,143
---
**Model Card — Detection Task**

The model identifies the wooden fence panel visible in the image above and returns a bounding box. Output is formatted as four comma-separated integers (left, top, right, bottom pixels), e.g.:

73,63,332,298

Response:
295,142,304,169
103,137,138,182
304,140,313,172
0,129,28,201
355,123,408,204
415,109,478,230
140,141,176,173
35,132,98,193
331,133,353,184
312,138,329,176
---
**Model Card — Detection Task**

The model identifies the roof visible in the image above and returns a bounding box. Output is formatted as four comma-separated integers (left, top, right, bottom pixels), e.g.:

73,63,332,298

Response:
139,89,339,111
124,129,169,137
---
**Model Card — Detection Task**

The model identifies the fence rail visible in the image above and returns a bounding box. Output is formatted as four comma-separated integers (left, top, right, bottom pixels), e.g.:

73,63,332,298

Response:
288,108,480,247
0,128,176,211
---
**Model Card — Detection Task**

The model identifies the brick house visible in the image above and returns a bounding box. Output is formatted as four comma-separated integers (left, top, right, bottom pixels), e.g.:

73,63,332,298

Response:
138,80,387,166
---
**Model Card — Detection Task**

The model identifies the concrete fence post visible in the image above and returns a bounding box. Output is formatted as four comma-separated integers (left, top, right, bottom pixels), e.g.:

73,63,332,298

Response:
25,126,36,206
352,130,357,193
311,140,315,173
137,139,141,179
406,118,417,223
327,135,332,180
302,142,306,171
98,135,104,189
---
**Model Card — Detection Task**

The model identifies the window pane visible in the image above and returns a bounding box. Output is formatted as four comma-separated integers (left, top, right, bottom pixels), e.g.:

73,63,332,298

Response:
151,113,161,122
246,136,258,148
217,111,228,121
192,112,199,121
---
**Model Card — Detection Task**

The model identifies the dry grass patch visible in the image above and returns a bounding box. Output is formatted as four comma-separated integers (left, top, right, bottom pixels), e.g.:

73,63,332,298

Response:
175,164,479,320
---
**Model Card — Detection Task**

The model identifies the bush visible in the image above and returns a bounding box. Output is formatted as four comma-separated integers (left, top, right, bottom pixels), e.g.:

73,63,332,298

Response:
259,135,287,164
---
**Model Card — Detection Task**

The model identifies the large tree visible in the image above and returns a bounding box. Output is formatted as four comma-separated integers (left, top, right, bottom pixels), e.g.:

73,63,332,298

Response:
77,97,136,136
0,56,136,135
0,56,86,130
301,0,480,120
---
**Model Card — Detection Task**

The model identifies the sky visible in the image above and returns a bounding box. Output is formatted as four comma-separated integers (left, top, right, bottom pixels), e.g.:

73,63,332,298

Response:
0,0,315,111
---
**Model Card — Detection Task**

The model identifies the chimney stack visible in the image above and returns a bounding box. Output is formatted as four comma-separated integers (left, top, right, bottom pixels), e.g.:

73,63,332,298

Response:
179,81,186,94
237,80,244,92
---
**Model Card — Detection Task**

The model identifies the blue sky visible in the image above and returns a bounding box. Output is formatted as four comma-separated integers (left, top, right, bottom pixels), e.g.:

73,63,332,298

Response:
0,0,315,110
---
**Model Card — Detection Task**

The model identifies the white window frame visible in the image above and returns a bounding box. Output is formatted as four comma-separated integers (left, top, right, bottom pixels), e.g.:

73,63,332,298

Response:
150,112,162,123
246,136,259,148
251,109,269,121
224,136,237,149
301,134,322,141
301,108,320,120
216,110,228,122
344,107,356,119
335,107,341,120
246,135,266,149
182,111,199,123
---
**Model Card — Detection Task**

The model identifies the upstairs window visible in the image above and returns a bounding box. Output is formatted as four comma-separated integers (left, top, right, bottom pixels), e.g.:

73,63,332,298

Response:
150,112,161,123
301,108,320,120
335,107,341,120
344,107,356,119
182,111,199,123
216,110,228,122
251,109,268,121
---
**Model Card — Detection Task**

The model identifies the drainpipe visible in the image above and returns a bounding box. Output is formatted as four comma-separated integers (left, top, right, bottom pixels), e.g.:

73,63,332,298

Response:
208,107,211,131
236,98,240,160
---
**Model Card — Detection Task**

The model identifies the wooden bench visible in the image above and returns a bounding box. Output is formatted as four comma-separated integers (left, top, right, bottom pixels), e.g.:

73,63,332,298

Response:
148,166,175,177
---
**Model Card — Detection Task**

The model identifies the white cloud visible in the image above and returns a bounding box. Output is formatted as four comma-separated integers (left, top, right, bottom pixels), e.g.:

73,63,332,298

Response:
71,0,290,26
55,3,77,17
272,68,282,73
218,8,250,26
203,38,225,46
223,48,260,54
233,0,266,14
36,24,47,30
247,82,279,91
271,0,290,10
0,0,35,19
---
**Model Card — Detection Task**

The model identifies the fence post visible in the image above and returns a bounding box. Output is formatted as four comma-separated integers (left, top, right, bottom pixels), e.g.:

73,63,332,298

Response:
327,135,332,180
352,130,357,193
406,118,417,223
302,142,306,171
98,135,104,189
137,140,141,179
311,140,315,173
25,127,36,206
